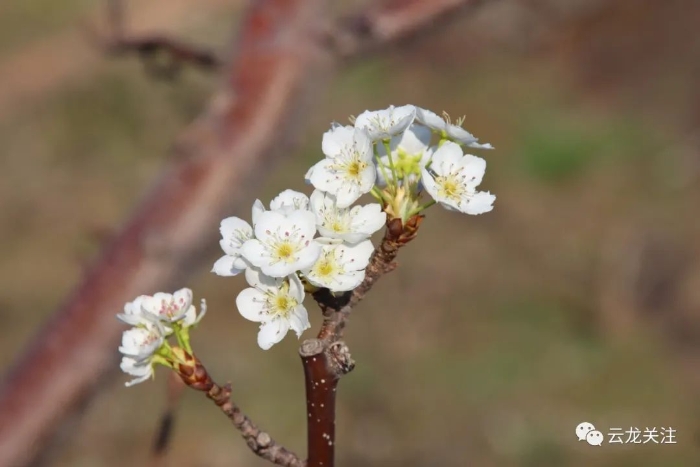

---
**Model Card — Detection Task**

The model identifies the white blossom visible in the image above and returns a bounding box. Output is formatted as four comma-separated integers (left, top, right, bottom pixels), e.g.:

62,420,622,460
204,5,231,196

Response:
309,190,385,244
119,326,163,361
421,141,495,215
236,268,310,349
306,125,375,208
212,217,253,277
376,124,432,185
118,289,206,330
354,105,416,141
415,107,493,149
240,209,321,277
301,240,374,292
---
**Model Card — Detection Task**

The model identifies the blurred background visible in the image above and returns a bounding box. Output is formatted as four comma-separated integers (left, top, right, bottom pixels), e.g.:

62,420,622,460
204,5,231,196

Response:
1,0,700,465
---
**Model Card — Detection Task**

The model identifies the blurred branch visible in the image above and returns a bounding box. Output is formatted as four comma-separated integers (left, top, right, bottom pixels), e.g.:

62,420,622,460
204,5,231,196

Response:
86,0,222,76
0,0,329,464
0,0,490,465
328,0,487,59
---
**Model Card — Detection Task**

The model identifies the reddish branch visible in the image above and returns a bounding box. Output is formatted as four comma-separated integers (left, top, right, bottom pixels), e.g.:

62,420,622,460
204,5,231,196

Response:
0,0,488,466
0,0,327,465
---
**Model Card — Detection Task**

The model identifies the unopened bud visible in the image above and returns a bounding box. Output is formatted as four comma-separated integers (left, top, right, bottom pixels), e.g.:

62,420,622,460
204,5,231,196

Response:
172,347,213,391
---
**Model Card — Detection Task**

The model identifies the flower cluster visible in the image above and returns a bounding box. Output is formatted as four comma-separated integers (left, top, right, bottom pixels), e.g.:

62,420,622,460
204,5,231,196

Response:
211,104,495,350
118,104,496,379
117,288,206,386
213,186,385,349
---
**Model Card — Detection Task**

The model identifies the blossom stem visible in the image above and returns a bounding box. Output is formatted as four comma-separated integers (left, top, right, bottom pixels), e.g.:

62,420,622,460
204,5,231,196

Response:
382,140,399,188
409,199,436,216
373,149,393,195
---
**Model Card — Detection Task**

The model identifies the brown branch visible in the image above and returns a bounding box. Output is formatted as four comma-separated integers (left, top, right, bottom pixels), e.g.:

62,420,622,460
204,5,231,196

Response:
207,384,305,467
328,0,487,59
86,0,222,76
299,340,355,467
174,350,305,467
300,216,422,467
0,0,490,465
107,36,223,75
0,0,329,465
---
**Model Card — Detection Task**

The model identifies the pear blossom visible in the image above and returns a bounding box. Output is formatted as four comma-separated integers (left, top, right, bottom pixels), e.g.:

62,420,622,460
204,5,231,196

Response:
376,124,432,186
118,323,164,364
236,268,310,349
240,209,321,277
415,107,493,149
306,125,375,208
301,240,374,292
421,141,495,215
118,289,206,330
212,217,253,277
310,190,385,244
354,105,416,141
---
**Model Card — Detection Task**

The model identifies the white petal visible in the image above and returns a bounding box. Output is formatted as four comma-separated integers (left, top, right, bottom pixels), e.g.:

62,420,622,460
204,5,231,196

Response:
285,209,318,240
220,217,253,252
253,211,288,242
261,261,298,278
446,124,477,144
270,189,310,213
287,273,306,301
466,141,494,150
322,125,355,157
244,267,281,291
359,164,377,193
353,127,373,160
340,240,374,271
288,306,311,337
308,159,337,193
252,200,266,226
460,154,487,187
463,191,496,215
335,184,361,209
396,124,432,155
350,204,386,237
415,107,446,131
236,288,267,322
430,141,464,174
421,167,440,201
240,239,270,268
327,270,365,292
181,305,197,327
173,288,193,310
257,319,290,350
291,240,323,272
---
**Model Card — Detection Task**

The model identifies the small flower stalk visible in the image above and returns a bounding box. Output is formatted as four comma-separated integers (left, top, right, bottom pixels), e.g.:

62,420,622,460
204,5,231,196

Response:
117,288,208,387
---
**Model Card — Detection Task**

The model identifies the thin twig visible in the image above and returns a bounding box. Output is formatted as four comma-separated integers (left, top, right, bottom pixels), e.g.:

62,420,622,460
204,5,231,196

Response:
0,0,491,464
0,0,328,464
206,383,305,467
173,351,306,467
